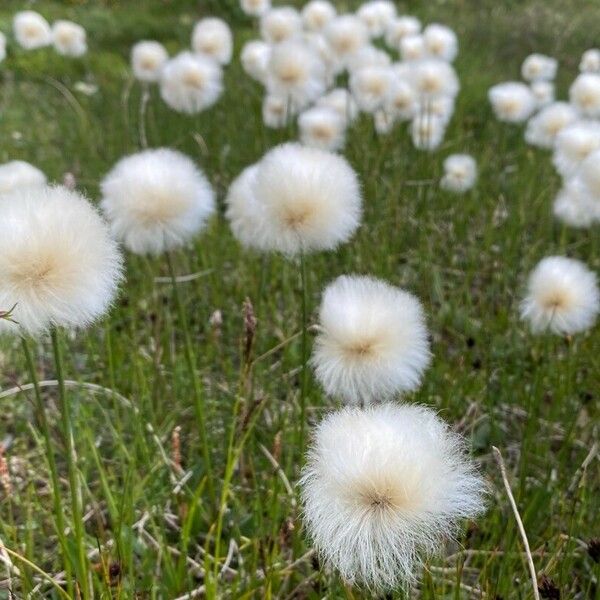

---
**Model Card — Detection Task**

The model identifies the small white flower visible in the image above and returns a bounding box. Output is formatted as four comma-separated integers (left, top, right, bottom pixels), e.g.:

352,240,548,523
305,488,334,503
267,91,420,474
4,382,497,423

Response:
399,34,426,62
357,1,396,39
521,256,599,335
410,58,459,100
423,23,458,62
301,0,336,32
52,20,86,57
13,11,51,50
300,403,486,590
385,16,421,50
441,154,477,193
100,148,215,255
524,102,578,149
191,18,233,65
530,80,555,109
350,65,394,113
346,44,391,73
552,121,600,178
131,41,168,83
240,0,271,17
260,7,302,44
241,40,271,83
0,185,122,336
298,106,346,151
580,48,600,74
553,178,599,228
384,78,418,120
521,53,557,82
569,73,600,118
312,275,430,403
0,161,46,194
325,15,369,71
488,81,536,123
160,51,223,114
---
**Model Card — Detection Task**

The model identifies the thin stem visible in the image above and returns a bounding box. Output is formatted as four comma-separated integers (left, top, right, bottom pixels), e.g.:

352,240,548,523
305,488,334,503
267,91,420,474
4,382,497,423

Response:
51,328,89,599
165,251,216,506
298,251,309,453
20,337,74,598
139,83,150,149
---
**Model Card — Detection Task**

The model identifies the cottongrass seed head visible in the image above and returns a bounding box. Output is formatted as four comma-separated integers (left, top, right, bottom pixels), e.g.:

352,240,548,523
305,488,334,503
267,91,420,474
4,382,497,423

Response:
553,178,599,229
488,81,536,123
580,48,600,74
311,275,431,404
100,148,215,255
552,120,600,178
530,80,555,109
520,256,600,335
423,23,458,62
524,102,578,149
300,403,486,591
251,142,362,255
191,18,233,65
569,73,600,118
260,7,302,44
0,160,46,194
0,185,122,337
13,10,51,50
160,51,223,114
298,106,346,151
240,0,271,17
521,53,557,82
440,154,477,193
52,20,87,57
131,41,168,83
301,0,337,32
241,40,271,83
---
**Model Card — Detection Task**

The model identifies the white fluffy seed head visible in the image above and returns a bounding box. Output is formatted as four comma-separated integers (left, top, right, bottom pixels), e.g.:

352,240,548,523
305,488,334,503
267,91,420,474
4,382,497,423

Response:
580,48,600,74
357,1,396,39
530,80,555,109
260,7,302,43
520,256,599,335
400,33,426,62
300,403,486,591
325,15,369,70
241,40,271,83
346,44,391,73
52,20,86,57
240,0,271,17
521,53,557,82
0,185,122,337
251,143,362,255
301,0,336,32
13,11,51,50
384,78,418,120
266,40,326,108
569,73,600,118
100,148,215,255
441,154,477,193
524,102,578,149
488,81,536,123
131,41,168,83
385,16,421,50
0,161,47,194
159,51,223,114
553,178,600,229
423,23,458,62
411,113,446,151
350,65,394,113
410,58,459,100
192,18,232,65
316,88,359,124
553,121,600,178
298,106,346,151
312,275,431,403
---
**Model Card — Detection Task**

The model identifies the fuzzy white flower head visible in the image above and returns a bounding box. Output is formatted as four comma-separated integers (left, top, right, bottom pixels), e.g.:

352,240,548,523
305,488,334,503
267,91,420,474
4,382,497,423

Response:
400,34,426,62
100,148,215,255
299,106,346,151
260,7,302,43
13,11,51,50
553,179,599,229
262,94,295,128
316,88,359,124
578,149,600,199
350,65,394,113
552,121,600,178
312,275,430,403
521,256,599,335
488,82,535,123
302,0,336,32
0,33,6,62
357,1,396,39
411,113,446,151
569,73,600,118
346,44,391,73
410,59,459,100
225,164,269,250
159,51,223,114
0,161,47,194
191,18,233,65
384,78,418,120
51,20,86,57
131,41,168,83
303,33,336,85
325,15,369,71
441,154,477,193
300,403,486,590
423,23,458,62
530,80,555,109
266,40,325,108
580,49,600,74
524,102,578,149
251,143,362,255
240,0,270,17
0,185,122,337
385,16,421,50
521,53,557,82
241,40,271,83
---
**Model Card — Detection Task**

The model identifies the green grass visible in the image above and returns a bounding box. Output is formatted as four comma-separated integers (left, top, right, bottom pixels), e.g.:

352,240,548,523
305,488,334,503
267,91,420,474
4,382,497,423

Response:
0,0,599,598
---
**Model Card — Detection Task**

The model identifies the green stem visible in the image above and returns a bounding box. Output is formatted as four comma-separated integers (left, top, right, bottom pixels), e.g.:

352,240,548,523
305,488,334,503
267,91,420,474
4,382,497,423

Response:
165,252,216,507
50,328,89,599
21,337,74,598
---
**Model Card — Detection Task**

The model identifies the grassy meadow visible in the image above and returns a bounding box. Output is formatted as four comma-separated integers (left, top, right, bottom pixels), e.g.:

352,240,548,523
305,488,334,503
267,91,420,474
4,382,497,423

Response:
0,0,599,598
